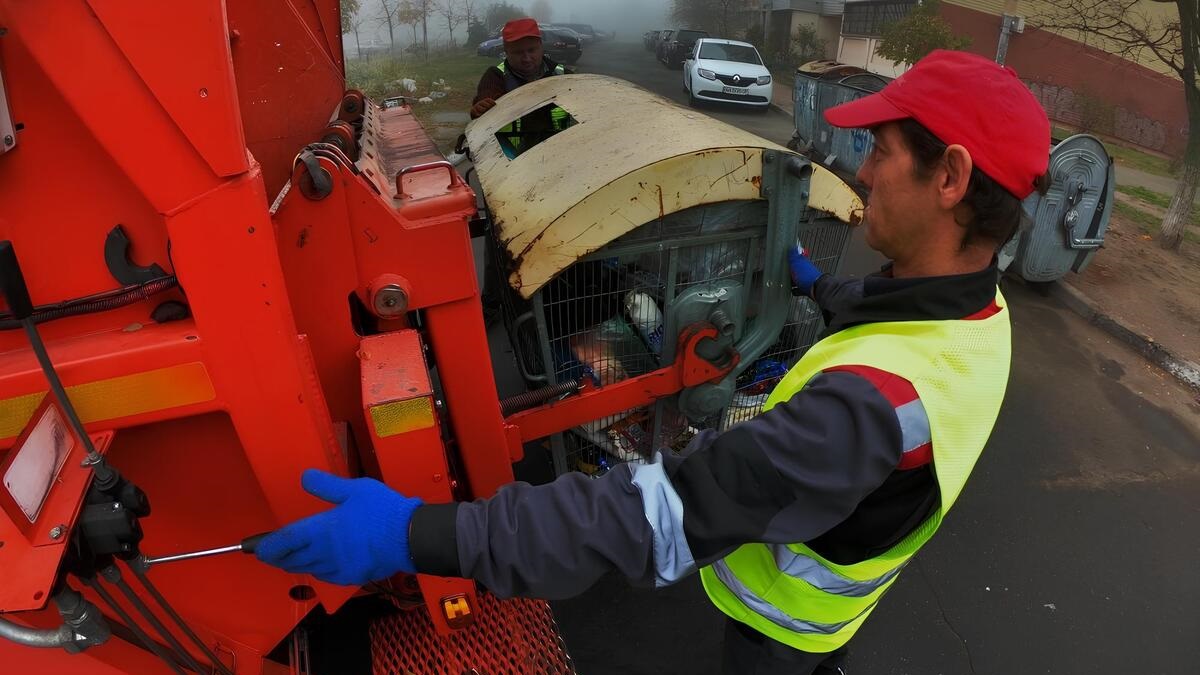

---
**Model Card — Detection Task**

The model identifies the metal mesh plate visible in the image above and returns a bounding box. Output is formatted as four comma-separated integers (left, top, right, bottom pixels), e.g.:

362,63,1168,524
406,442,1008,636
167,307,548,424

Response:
370,592,575,675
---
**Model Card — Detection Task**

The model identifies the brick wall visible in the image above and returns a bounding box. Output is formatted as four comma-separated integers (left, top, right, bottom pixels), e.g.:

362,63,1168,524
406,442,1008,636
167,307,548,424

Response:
940,3,1188,155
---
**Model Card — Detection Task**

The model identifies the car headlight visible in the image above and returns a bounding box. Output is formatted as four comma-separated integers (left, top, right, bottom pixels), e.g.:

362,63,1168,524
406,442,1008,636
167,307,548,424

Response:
756,75,772,85
697,68,716,80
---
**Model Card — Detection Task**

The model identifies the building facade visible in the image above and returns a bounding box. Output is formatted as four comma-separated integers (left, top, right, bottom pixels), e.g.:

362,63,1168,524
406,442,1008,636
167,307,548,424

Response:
834,0,1187,155
758,0,845,61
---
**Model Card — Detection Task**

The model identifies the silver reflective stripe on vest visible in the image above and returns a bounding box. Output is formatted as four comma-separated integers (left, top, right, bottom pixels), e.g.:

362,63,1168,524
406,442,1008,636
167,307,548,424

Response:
770,545,907,597
629,457,696,587
711,560,876,635
895,398,932,453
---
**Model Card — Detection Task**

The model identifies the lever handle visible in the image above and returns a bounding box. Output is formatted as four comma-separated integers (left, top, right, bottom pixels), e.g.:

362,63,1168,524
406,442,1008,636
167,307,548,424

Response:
240,532,272,555
0,241,34,319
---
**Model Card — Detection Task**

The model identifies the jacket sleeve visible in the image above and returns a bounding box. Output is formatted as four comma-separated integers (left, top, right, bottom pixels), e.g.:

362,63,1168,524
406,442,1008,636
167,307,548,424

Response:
409,371,903,599
471,68,506,115
812,275,865,323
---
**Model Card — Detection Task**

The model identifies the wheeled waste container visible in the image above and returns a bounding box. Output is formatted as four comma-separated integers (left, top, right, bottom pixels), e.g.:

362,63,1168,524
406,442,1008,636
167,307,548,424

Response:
1009,133,1115,282
467,74,863,476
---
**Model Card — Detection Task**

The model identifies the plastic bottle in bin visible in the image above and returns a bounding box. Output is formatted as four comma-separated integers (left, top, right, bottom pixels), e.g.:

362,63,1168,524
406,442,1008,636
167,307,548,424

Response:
624,291,663,355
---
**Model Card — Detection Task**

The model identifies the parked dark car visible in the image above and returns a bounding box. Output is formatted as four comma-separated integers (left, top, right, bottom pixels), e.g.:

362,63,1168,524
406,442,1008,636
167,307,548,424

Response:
643,30,661,51
658,28,709,68
542,28,582,65
475,27,582,64
560,23,599,43
477,36,504,57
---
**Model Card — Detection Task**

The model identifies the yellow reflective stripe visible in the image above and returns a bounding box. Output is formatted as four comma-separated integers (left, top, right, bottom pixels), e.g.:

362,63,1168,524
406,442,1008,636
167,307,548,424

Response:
0,363,216,440
0,391,46,439
370,397,435,437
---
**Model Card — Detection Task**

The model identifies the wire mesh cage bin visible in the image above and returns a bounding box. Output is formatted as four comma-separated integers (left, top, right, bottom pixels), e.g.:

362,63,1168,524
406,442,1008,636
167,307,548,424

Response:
492,199,851,477
464,73,862,478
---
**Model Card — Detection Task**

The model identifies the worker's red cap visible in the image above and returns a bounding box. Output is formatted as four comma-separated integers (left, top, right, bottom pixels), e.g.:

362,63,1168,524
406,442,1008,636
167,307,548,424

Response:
503,17,541,43
825,50,1050,199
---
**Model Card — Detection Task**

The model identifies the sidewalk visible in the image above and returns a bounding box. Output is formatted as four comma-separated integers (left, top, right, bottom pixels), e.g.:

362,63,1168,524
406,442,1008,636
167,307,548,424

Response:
1054,213,1200,391
770,80,794,119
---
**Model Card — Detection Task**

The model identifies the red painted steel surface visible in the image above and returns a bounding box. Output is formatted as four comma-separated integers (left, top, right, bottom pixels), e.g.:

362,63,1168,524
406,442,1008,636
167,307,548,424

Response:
0,1,705,671
88,0,249,178
226,0,346,197
359,330,452,505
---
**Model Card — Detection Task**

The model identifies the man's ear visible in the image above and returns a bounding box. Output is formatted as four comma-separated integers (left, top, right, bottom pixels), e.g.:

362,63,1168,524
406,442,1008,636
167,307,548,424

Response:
939,145,973,211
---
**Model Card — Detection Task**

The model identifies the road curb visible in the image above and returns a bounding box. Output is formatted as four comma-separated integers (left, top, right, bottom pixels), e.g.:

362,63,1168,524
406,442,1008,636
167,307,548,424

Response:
1050,281,1200,392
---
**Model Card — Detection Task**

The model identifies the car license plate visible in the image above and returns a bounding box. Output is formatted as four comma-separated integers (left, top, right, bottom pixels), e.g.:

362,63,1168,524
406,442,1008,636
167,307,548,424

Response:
722,86,750,95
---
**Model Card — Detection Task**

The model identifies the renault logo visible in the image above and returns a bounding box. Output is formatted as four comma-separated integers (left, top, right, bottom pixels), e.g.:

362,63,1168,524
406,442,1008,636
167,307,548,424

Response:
733,75,741,83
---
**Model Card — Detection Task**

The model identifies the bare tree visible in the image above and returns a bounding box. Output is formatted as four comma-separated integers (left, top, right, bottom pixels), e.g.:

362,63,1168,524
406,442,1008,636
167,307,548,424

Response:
419,0,431,57
461,0,479,34
378,0,400,53
438,0,464,47
349,15,366,59
341,0,364,59
397,0,421,46
530,0,553,23
1034,0,1198,251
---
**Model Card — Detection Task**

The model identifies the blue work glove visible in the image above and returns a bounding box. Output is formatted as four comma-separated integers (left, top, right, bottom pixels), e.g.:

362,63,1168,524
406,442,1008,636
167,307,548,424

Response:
788,243,824,296
255,469,424,586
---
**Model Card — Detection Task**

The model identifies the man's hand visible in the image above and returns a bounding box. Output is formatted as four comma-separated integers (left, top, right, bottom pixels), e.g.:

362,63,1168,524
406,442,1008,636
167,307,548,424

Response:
788,243,825,296
255,469,423,586
470,98,497,118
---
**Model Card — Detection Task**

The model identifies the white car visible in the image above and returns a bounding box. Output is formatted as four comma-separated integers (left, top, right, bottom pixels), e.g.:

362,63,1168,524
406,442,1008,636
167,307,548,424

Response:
683,38,773,111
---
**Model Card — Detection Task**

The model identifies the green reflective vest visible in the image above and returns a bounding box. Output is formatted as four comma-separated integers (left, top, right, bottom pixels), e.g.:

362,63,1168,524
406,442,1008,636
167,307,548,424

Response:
495,60,570,149
701,288,1012,653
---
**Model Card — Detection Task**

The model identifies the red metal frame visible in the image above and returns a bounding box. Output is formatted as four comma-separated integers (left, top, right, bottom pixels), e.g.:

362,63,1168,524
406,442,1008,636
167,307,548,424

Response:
0,1,732,672
504,325,738,445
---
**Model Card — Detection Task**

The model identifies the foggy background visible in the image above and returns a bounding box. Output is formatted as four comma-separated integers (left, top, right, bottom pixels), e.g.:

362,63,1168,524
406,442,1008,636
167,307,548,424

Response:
345,0,674,52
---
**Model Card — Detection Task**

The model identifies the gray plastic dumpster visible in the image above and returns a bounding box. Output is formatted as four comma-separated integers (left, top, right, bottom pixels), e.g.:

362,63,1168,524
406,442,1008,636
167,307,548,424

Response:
790,61,889,178
1010,134,1114,283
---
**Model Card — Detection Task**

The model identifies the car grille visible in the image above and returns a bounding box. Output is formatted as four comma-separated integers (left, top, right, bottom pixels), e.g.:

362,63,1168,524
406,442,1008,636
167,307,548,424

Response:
715,73,756,87
698,90,770,103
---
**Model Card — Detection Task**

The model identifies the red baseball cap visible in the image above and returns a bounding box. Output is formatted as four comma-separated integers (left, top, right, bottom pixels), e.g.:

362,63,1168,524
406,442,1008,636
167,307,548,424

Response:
503,17,541,43
825,50,1050,199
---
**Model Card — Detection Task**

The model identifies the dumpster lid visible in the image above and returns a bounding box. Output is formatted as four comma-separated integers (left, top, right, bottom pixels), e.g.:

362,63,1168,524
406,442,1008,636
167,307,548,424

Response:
466,74,862,298
797,60,871,79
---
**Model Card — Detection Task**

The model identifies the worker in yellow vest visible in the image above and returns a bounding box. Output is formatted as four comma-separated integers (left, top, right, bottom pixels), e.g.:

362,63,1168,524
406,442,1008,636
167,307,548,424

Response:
257,50,1051,675
470,17,571,155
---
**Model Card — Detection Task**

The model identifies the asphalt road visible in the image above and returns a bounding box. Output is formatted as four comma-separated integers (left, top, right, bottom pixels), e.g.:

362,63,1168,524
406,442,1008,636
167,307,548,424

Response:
542,40,1200,675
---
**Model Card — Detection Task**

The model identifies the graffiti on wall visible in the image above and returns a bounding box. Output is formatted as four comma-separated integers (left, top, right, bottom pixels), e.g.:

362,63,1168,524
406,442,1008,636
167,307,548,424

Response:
1026,80,1174,153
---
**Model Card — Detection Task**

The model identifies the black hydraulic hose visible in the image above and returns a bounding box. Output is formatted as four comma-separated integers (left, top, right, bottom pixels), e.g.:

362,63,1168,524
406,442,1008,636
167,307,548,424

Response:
101,564,206,675
83,576,187,675
128,561,235,675
22,317,116,487
499,378,584,417
0,275,179,330
0,616,75,649
21,316,115,487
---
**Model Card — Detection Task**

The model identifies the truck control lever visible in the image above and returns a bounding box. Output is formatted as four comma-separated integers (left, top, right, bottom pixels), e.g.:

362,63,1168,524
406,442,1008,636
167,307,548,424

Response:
142,532,273,568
